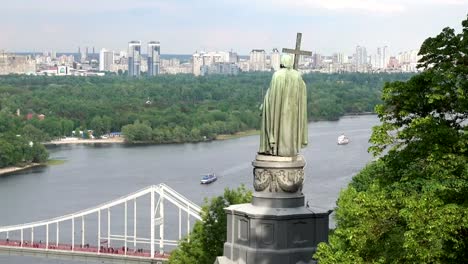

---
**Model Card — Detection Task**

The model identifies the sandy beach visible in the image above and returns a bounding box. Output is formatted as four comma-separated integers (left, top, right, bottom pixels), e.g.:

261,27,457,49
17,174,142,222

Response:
46,137,125,145
0,163,42,176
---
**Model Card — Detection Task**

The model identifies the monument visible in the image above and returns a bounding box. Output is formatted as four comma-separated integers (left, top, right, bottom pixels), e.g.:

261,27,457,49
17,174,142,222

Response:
216,33,331,264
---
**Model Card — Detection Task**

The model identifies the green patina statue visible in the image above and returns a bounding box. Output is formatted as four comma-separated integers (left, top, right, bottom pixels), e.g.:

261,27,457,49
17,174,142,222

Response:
259,54,308,157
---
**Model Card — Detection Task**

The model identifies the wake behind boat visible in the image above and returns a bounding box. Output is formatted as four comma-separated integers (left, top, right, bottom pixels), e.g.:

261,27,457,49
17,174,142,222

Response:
200,173,217,184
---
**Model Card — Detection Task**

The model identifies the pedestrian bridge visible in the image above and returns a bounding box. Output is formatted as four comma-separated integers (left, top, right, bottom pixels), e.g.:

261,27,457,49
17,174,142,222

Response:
0,184,202,263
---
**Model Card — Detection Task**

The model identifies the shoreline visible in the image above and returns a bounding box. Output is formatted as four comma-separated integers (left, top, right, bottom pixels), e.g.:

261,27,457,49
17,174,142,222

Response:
0,163,43,176
43,114,377,146
216,130,260,140
45,137,125,145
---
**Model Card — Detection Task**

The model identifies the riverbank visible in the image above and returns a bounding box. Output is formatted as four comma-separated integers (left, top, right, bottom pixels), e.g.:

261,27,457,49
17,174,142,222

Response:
45,114,376,146
0,163,43,176
45,137,125,145
216,130,260,140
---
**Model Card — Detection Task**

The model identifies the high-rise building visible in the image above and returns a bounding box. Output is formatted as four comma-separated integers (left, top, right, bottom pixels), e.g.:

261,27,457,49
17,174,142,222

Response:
80,47,88,63
128,41,141,77
147,41,161,76
249,49,266,71
313,53,323,68
374,46,389,69
270,48,280,71
355,45,368,72
333,53,346,64
99,48,114,71
192,52,203,76
228,51,238,63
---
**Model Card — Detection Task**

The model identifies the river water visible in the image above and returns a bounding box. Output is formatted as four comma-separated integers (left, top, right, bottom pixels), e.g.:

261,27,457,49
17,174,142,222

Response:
0,115,379,264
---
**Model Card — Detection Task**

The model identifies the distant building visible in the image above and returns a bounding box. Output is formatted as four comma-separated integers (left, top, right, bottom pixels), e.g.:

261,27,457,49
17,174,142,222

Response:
398,49,420,72
270,48,280,71
99,48,114,71
80,47,88,63
333,53,346,64
355,45,368,72
147,41,161,76
249,49,266,71
373,46,389,70
228,51,238,63
312,53,323,68
128,41,141,77
387,56,399,70
200,63,239,76
192,52,203,76
56,66,70,76
37,66,71,76
192,51,231,76
0,53,36,75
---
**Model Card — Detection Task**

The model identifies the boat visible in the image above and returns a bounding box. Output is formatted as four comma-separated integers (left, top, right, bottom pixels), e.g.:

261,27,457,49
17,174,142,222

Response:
337,134,349,145
200,173,217,184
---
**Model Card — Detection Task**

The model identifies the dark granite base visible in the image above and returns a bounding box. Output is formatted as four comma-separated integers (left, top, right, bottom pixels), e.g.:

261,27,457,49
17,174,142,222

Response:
218,203,331,264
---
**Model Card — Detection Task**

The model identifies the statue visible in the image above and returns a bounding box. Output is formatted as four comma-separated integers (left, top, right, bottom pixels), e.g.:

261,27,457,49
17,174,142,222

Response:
259,54,308,157
216,34,330,264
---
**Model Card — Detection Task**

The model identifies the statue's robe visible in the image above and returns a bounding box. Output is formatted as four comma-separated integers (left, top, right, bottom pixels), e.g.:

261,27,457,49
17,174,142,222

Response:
259,55,308,157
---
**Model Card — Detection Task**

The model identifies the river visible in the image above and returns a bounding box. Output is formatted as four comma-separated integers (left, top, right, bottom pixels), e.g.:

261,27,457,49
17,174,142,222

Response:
0,115,379,264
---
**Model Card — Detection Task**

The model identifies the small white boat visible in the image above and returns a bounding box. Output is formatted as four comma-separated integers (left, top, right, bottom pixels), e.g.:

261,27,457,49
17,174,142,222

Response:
200,173,217,184
337,134,349,145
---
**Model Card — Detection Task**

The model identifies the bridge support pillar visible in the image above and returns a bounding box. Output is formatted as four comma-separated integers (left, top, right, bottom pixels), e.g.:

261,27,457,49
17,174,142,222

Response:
46,224,49,250
98,210,101,254
159,189,164,255
150,187,155,258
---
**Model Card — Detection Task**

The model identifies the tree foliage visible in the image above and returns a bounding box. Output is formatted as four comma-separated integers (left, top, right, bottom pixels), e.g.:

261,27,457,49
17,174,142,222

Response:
0,72,412,145
0,112,49,168
169,185,252,264
315,15,468,263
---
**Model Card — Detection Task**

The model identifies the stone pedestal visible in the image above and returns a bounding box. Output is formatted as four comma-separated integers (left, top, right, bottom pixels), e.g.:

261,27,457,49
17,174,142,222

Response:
215,155,331,264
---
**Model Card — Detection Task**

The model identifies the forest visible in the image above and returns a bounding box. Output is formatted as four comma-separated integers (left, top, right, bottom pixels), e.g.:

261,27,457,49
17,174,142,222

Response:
0,72,412,167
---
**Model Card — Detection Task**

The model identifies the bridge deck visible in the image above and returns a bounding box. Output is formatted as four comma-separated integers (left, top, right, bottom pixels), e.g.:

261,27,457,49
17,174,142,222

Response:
0,240,168,264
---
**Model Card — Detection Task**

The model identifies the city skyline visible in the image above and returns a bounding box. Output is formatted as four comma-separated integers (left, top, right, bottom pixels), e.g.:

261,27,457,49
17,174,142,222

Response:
1,0,467,55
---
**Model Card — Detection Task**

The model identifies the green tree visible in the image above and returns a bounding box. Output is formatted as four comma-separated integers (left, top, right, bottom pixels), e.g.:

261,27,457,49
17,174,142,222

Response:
101,115,113,134
61,119,74,137
22,124,48,142
315,15,468,263
121,120,153,143
90,116,104,137
30,142,49,163
74,127,81,138
169,185,252,264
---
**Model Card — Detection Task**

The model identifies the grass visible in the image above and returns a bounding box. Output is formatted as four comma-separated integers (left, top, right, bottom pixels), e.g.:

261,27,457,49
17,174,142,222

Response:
216,130,260,140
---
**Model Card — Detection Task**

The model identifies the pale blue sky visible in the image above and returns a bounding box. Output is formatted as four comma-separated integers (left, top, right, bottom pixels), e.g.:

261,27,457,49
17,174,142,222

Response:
1,0,467,55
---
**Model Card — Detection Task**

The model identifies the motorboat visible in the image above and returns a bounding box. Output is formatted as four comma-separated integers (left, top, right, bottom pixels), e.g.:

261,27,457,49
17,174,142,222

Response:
337,134,349,145
200,173,217,184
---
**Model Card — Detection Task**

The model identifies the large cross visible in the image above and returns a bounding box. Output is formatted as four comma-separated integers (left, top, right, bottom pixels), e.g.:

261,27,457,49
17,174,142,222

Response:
282,32,312,70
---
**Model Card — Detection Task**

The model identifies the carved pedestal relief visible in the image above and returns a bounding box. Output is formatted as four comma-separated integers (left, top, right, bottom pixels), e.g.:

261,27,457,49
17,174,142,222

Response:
254,168,304,193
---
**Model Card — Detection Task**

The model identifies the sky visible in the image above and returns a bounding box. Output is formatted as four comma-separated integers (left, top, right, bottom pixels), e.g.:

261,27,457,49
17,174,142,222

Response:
1,0,467,56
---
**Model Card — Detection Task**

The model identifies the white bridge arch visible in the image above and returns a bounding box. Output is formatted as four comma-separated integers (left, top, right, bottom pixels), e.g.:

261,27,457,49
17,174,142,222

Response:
0,184,202,262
